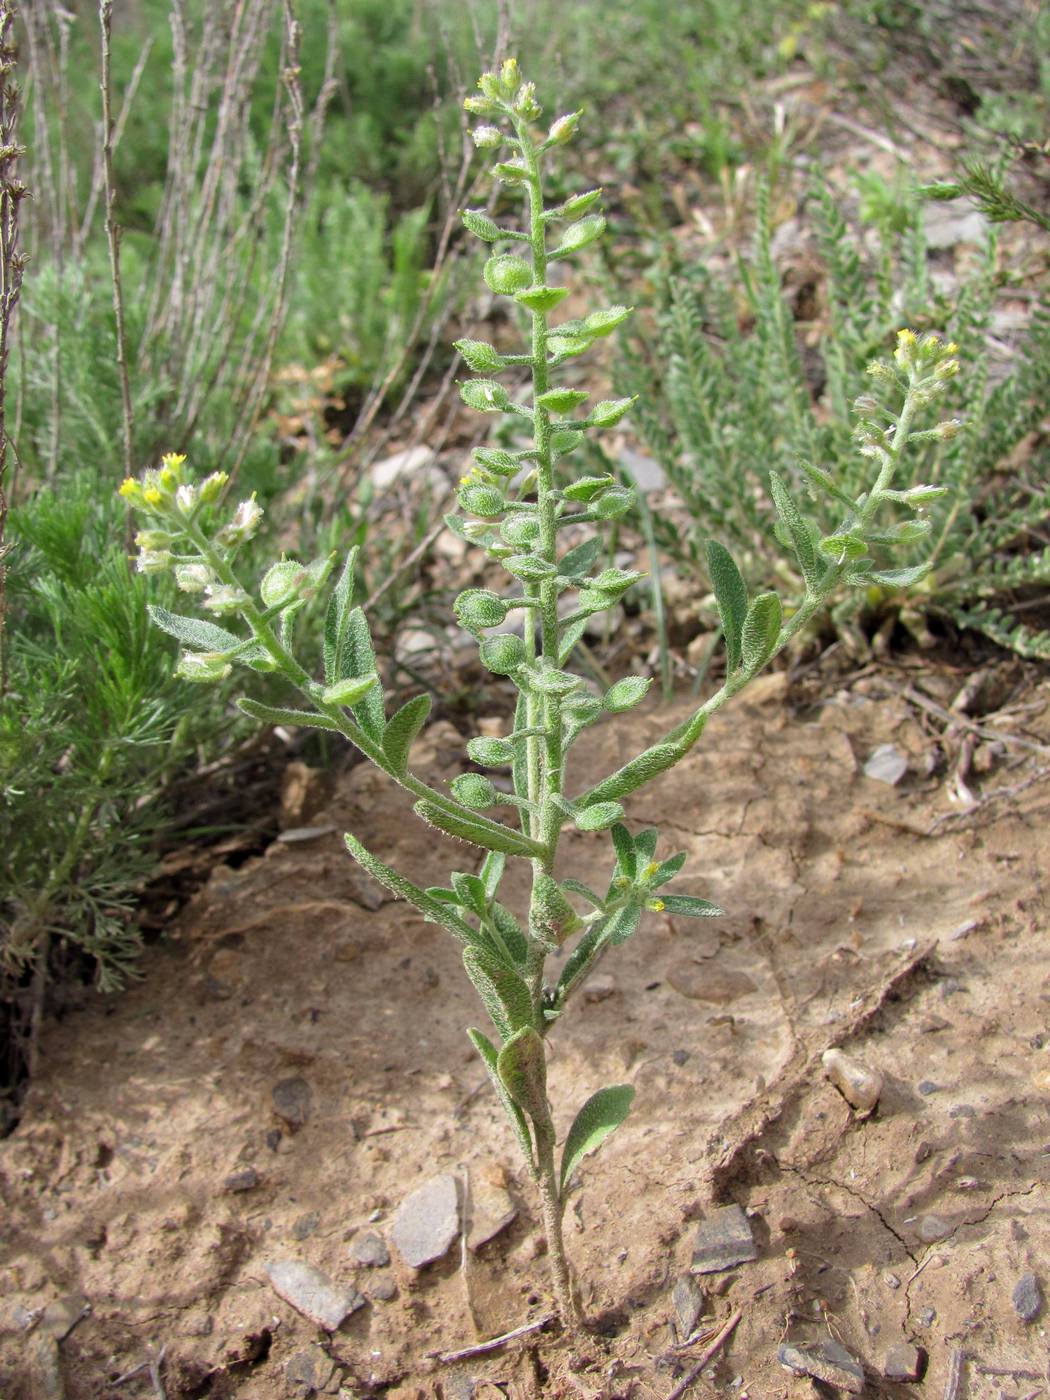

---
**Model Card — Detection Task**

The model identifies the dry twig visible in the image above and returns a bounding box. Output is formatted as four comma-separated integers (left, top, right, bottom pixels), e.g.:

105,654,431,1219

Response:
664,1308,743,1400
429,1312,556,1363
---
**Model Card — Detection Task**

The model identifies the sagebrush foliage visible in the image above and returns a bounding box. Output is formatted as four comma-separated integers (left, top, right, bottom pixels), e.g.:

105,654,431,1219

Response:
622,178,1050,658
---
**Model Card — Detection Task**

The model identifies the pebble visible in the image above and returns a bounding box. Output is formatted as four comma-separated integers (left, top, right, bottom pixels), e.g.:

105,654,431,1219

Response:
690,1204,758,1274
390,1173,461,1268
672,1049,691,1067
949,1104,976,1119
917,1214,951,1243
285,1344,337,1393
821,1048,883,1114
884,1272,901,1289
370,445,444,492
265,1259,364,1331
917,1080,939,1096
223,1167,260,1193
863,743,908,785
40,1294,88,1341
292,1211,320,1241
672,1275,705,1337
467,1163,518,1252
583,973,617,1002
272,1077,312,1128
368,1275,398,1302
777,1339,865,1394
668,964,758,1005
1012,1271,1043,1322
347,1231,390,1268
619,446,666,492
883,1341,925,1381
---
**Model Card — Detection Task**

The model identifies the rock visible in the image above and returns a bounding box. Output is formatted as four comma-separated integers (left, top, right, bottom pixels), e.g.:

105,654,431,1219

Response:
1012,1271,1043,1322
370,445,444,492
583,974,617,1003
39,1294,88,1342
863,743,908,785
276,826,338,844
672,1275,705,1337
822,1048,883,1114
224,1167,260,1193
923,200,988,250
394,628,441,663
292,1211,321,1241
390,1173,461,1268
917,1079,938,1096
285,1344,337,1393
182,1308,214,1337
272,1077,312,1128
883,1341,925,1381
27,1332,65,1400
467,1163,518,1252
668,963,757,1005
347,1231,390,1268
777,1339,865,1394
280,761,330,828
368,1275,397,1302
690,1204,758,1274
672,1049,691,1066
347,866,387,912
266,1259,365,1331
916,1214,951,1243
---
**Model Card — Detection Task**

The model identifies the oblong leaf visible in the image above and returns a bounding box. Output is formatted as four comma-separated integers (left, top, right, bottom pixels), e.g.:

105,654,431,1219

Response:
468,1028,534,1168
580,743,680,806
769,471,821,592
238,698,339,731
496,1026,551,1125
610,823,636,881
381,693,432,776
344,833,476,944
463,946,534,1040
339,608,385,740
413,800,543,860
323,547,359,685
560,1085,634,1189
148,605,242,654
661,894,723,917
705,541,747,673
607,904,641,945
740,592,782,676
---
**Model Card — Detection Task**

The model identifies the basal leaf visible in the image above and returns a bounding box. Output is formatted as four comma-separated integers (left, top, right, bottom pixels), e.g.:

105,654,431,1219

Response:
560,1084,634,1189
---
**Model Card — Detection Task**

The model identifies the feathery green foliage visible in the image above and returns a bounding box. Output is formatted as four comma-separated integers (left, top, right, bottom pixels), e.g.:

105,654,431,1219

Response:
622,177,1050,658
121,63,978,1330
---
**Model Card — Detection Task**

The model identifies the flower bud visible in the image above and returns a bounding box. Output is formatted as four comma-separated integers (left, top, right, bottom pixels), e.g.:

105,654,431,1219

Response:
176,652,232,683
450,772,499,809
136,549,173,574
204,584,249,615
199,471,229,503
175,483,198,515
546,111,581,145
218,495,263,546
499,58,521,96
471,125,502,149
134,530,173,550
175,562,212,593
261,560,307,608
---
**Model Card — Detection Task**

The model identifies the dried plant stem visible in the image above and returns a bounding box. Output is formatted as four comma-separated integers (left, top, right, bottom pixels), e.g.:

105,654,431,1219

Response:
99,0,136,481
0,0,25,695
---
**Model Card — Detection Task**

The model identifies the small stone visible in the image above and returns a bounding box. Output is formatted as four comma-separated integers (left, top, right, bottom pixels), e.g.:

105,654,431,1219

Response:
668,964,758,1005
777,1339,865,1394
40,1293,88,1341
822,1048,883,1114
883,1341,925,1381
1012,1271,1042,1322
949,1104,976,1119
690,1204,758,1274
916,1214,951,1243
583,974,616,1003
917,1080,938,1096
370,445,443,492
292,1211,321,1241
27,1333,64,1400
390,1173,461,1268
619,446,666,492
672,1275,705,1337
863,743,908,785
276,825,338,844
182,1308,214,1337
285,1345,337,1393
672,1049,691,1067
918,1307,937,1326
368,1275,397,1302
884,1272,901,1290
347,1231,390,1268
266,1259,364,1331
467,1164,517,1252
224,1167,260,1193
272,1077,312,1128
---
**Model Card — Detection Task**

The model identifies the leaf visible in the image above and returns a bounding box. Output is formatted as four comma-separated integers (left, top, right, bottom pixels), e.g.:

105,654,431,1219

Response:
463,947,534,1040
148,605,242,654
321,674,379,707
323,547,359,685
740,592,782,676
381,693,431,776
480,850,506,901
341,608,385,739
704,541,747,673
561,878,605,910
799,458,856,510
650,851,687,887
607,904,641,945
452,871,489,916
661,894,723,917
468,1028,534,1167
344,833,476,943
559,537,603,576
413,800,543,860
237,698,339,731
849,563,933,589
497,1026,551,1126
461,208,504,242
529,874,581,950
549,213,606,259
558,617,589,667
581,743,681,805
560,1085,634,1189
769,472,821,591
575,801,625,832
603,675,651,713
610,823,636,880
490,900,529,965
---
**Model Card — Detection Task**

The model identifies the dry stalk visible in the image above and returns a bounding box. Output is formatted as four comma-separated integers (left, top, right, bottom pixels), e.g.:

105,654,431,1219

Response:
98,0,135,481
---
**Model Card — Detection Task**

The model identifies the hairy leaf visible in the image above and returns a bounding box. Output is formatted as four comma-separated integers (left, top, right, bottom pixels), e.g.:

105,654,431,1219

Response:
413,801,543,859
705,540,747,672
740,592,782,676
560,1085,634,1188
769,471,821,591
468,1028,534,1167
344,833,476,943
381,693,431,776
581,743,680,805
237,698,339,731
607,904,642,945
323,547,359,685
661,894,723,917
610,823,636,881
148,605,243,655
497,1026,551,1126
463,947,534,1040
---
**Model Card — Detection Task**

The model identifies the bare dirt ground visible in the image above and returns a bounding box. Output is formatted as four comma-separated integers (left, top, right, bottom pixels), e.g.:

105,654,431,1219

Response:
3,665,1049,1399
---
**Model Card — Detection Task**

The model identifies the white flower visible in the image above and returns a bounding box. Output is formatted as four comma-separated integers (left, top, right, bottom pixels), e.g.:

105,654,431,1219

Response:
175,563,212,593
